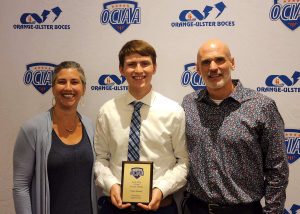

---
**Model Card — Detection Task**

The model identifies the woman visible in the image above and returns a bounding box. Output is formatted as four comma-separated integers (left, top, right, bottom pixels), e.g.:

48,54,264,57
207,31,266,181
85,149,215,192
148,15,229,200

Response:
13,61,97,214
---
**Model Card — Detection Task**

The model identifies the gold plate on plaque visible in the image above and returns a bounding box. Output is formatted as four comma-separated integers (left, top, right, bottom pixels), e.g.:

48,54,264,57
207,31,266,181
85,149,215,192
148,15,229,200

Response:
121,161,153,204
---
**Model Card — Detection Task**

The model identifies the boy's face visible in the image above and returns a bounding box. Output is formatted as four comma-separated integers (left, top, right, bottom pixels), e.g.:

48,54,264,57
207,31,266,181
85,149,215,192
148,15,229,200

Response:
120,53,156,98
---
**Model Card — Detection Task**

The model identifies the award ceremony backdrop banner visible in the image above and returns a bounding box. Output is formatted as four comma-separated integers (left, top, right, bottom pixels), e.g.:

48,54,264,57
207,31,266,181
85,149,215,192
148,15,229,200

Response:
0,0,299,213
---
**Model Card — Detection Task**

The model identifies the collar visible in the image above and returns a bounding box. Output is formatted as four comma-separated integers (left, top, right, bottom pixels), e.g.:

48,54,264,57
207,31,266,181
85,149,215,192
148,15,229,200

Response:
125,90,154,107
197,79,245,104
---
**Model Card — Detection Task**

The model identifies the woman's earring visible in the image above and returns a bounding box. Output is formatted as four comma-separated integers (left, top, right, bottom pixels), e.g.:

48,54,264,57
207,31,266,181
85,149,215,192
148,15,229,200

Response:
80,96,85,107
52,97,56,107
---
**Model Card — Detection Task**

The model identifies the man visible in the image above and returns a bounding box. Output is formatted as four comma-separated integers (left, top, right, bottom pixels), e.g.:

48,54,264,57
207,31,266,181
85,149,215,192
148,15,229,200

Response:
94,40,188,213
182,39,288,214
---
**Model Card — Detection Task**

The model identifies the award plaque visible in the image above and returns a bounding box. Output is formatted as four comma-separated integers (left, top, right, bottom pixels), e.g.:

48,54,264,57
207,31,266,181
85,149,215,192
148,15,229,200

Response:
121,161,153,204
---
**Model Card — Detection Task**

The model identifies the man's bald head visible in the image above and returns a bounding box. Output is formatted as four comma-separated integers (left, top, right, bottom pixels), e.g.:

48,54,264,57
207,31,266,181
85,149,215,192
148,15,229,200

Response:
197,39,232,61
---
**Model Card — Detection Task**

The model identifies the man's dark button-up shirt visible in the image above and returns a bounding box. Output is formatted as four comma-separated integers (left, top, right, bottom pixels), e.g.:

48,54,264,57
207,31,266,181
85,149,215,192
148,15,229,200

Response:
182,80,289,214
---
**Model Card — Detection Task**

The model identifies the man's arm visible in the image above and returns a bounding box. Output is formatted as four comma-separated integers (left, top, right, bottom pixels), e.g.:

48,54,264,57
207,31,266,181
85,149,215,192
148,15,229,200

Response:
93,110,119,194
153,108,189,198
261,100,289,214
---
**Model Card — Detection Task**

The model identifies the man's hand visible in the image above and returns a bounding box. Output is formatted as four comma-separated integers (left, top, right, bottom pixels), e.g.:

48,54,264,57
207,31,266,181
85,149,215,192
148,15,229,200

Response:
110,184,131,209
137,188,163,211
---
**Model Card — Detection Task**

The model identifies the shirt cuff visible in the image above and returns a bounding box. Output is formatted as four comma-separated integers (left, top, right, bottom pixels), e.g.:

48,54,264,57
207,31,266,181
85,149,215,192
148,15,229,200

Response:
104,177,120,195
153,180,171,199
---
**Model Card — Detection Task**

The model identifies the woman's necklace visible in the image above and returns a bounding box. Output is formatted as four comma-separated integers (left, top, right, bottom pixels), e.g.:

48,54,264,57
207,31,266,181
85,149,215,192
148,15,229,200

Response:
64,118,77,132
53,109,78,133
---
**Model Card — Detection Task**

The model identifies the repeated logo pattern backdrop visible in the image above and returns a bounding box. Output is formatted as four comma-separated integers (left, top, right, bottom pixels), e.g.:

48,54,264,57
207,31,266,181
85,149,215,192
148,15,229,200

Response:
0,0,299,213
